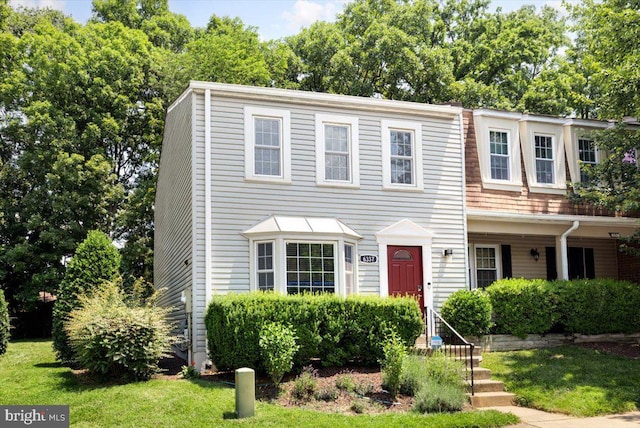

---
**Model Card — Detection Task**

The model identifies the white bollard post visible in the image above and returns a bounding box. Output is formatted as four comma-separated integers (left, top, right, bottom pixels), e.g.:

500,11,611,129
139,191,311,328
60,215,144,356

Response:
235,367,255,418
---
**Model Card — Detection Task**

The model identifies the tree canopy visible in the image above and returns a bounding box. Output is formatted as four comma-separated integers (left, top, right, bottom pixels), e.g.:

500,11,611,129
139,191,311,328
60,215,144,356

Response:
1,0,640,316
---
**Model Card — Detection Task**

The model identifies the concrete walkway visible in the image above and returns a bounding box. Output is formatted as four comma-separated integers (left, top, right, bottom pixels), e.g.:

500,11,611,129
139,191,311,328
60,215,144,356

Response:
488,406,640,427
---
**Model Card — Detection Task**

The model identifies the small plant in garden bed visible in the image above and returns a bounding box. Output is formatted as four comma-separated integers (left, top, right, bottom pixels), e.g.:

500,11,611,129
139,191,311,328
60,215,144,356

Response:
315,386,339,402
335,372,356,392
291,365,318,401
180,362,200,379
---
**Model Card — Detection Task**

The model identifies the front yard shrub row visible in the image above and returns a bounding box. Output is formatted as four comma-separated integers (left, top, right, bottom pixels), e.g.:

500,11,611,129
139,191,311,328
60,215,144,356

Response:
0,289,9,355
444,278,640,338
204,292,423,371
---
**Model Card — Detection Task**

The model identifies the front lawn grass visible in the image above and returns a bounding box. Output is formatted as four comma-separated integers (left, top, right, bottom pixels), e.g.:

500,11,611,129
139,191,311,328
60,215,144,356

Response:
481,345,640,417
0,340,517,427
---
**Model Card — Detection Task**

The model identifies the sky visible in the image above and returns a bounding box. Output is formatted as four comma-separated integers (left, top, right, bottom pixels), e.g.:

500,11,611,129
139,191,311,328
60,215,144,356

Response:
8,0,571,41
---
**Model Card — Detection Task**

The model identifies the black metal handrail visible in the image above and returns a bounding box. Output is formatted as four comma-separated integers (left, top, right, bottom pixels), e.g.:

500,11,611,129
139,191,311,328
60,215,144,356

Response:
426,306,475,395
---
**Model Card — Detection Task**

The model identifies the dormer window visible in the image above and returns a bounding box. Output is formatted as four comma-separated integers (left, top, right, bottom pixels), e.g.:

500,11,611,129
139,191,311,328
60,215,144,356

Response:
520,117,566,194
473,110,523,192
534,134,555,184
490,130,510,180
578,138,597,182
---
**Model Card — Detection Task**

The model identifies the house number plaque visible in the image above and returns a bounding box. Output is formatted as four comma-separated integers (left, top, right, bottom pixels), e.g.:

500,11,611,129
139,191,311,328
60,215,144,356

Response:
359,255,378,264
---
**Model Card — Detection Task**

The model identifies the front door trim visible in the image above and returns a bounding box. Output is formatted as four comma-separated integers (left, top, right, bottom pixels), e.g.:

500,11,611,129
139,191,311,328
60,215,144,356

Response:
375,219,433,309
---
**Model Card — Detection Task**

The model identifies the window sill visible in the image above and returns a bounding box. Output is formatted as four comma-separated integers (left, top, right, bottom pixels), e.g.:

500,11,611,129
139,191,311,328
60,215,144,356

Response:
481,180,523,192
244,176,292,185
316,181,360,189
382,184,425,193
527,185,567,195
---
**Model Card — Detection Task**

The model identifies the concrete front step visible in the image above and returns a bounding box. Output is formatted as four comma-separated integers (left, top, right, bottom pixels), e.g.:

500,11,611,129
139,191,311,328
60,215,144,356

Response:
473,367,492,380
470,379,507,393
469,391,516,407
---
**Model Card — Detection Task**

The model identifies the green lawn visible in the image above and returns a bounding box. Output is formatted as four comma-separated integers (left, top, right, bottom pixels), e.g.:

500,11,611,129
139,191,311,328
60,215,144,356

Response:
0,341,517,427
482,345,640,417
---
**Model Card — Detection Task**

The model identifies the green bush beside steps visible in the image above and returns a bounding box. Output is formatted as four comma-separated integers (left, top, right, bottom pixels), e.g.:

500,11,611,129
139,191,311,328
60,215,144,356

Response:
204,292,423,372
443,278,640,339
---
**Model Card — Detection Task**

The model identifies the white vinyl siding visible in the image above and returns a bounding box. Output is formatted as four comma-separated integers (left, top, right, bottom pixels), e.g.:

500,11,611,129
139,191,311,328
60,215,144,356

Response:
154,91,194,358
244,106,291,183
315,114,360,187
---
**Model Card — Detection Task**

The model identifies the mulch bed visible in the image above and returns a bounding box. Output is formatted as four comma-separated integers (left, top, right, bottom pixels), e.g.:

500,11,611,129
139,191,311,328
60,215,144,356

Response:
576,342,640,359
156,341,639,414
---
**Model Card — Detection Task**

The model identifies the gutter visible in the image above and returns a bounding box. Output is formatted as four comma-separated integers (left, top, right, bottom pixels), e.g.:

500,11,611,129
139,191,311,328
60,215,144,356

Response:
558,221,580,280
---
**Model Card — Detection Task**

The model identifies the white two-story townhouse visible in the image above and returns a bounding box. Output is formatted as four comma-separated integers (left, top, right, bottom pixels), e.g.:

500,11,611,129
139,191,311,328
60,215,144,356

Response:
154,82,468,367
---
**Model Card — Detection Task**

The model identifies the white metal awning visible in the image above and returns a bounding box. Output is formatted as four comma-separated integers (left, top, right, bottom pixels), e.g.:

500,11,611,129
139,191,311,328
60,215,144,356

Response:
242,215,362,240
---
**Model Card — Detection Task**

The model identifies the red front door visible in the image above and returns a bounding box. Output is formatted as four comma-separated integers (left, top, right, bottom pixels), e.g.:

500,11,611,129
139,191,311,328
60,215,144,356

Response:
387,246,424,312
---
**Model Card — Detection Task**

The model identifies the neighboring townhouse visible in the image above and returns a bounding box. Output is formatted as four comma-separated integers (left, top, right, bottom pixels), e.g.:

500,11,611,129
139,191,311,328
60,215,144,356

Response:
154,82,468,367
465,109,640,288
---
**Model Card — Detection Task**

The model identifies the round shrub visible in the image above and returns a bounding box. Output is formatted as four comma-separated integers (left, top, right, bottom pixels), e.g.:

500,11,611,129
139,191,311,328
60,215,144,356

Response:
440,289,493,337
259,321,299,387
65,281,174,381
0,289,9,355
53,230,121,364
486,278,557,338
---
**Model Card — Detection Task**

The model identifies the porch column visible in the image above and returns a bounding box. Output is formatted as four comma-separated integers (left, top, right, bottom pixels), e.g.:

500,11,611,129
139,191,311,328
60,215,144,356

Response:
556,221,579,280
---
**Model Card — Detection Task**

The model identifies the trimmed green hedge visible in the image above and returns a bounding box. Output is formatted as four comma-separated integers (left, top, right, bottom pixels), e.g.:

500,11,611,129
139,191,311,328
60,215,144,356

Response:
555,279,640,334
482,278,640,337
486,278,558,338
204,292,423,371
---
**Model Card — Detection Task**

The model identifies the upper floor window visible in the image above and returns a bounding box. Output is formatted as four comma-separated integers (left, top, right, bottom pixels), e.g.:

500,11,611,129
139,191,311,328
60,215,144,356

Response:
489,130,510,180
578,138,597,183
535,134,555,184
472,110,523,192
381,120,423,191
315,114,359,187
244,106,291,183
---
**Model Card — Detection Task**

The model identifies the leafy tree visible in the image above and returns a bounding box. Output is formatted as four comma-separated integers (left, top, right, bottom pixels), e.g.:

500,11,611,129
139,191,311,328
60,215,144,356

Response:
0,10,165,313
287,0,571,109
569,1,640,252
178,16,271,87
52,230,121,363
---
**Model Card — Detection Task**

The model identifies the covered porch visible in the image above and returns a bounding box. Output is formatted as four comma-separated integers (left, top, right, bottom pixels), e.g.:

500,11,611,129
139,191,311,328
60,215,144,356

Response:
466,210,639,287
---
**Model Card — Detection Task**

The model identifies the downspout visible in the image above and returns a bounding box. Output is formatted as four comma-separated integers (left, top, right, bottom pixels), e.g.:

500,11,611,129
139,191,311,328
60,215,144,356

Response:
557,221,579,280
